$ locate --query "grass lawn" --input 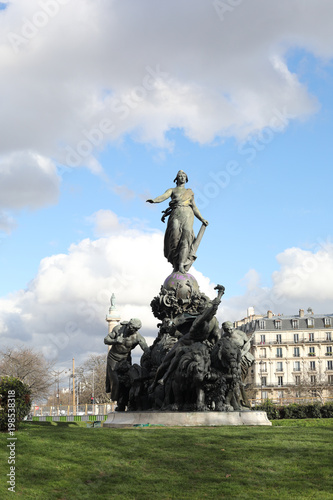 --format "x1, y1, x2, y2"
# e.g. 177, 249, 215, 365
1, 419, 333, 499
